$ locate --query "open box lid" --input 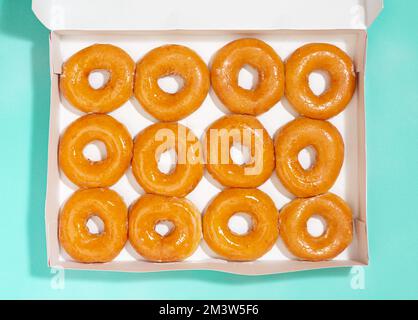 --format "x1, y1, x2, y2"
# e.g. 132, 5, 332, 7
33, 0, 383, 31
